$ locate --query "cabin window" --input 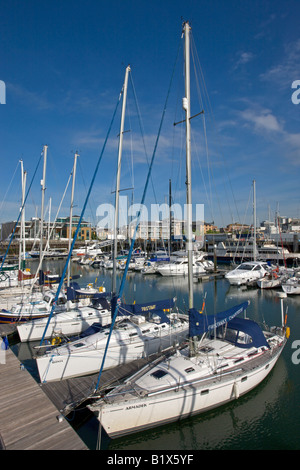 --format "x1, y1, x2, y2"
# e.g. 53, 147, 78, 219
151, 369, 169, 380
199, 346, 214, 353
247, 350, 258, 357
73, 342, 85, 348
129, 332, 138, 337
185, 367, 195, 373
217, 363, 229, 369
241, 376, 248, 382
201, 389, 209, 395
